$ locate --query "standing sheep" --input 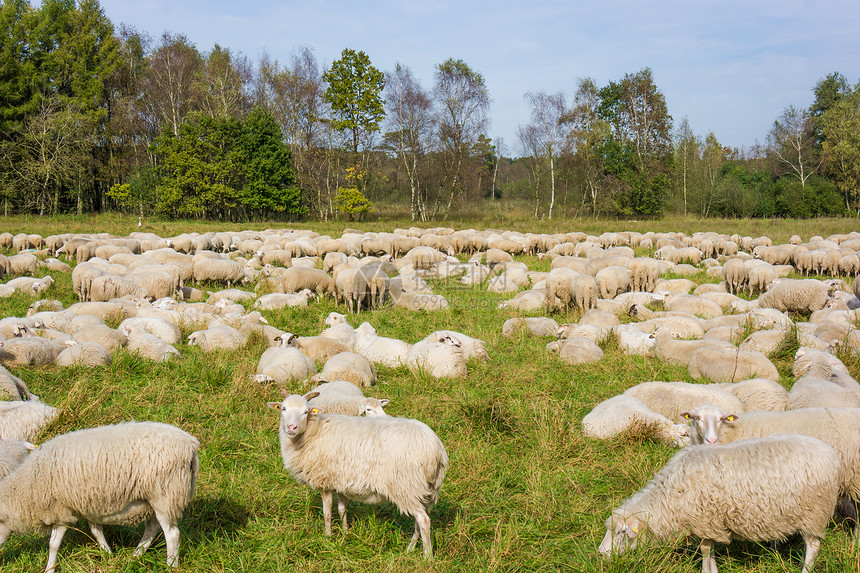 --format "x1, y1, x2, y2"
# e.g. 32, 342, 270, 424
268, 392, 447, 559
600, 434, 840, 573
0, 421, 199, 571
